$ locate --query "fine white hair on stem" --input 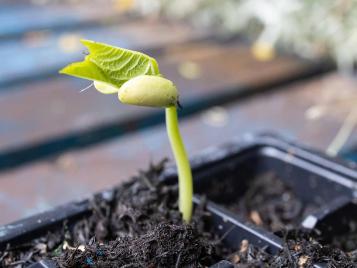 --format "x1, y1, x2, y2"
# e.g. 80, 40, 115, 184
79, 82, 94, 93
